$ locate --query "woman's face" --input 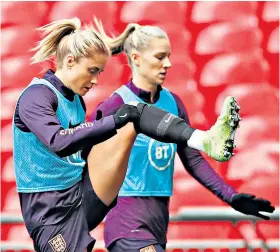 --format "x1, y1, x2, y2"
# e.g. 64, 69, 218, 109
65, 51, 109, 96
133, 37, 172, 86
